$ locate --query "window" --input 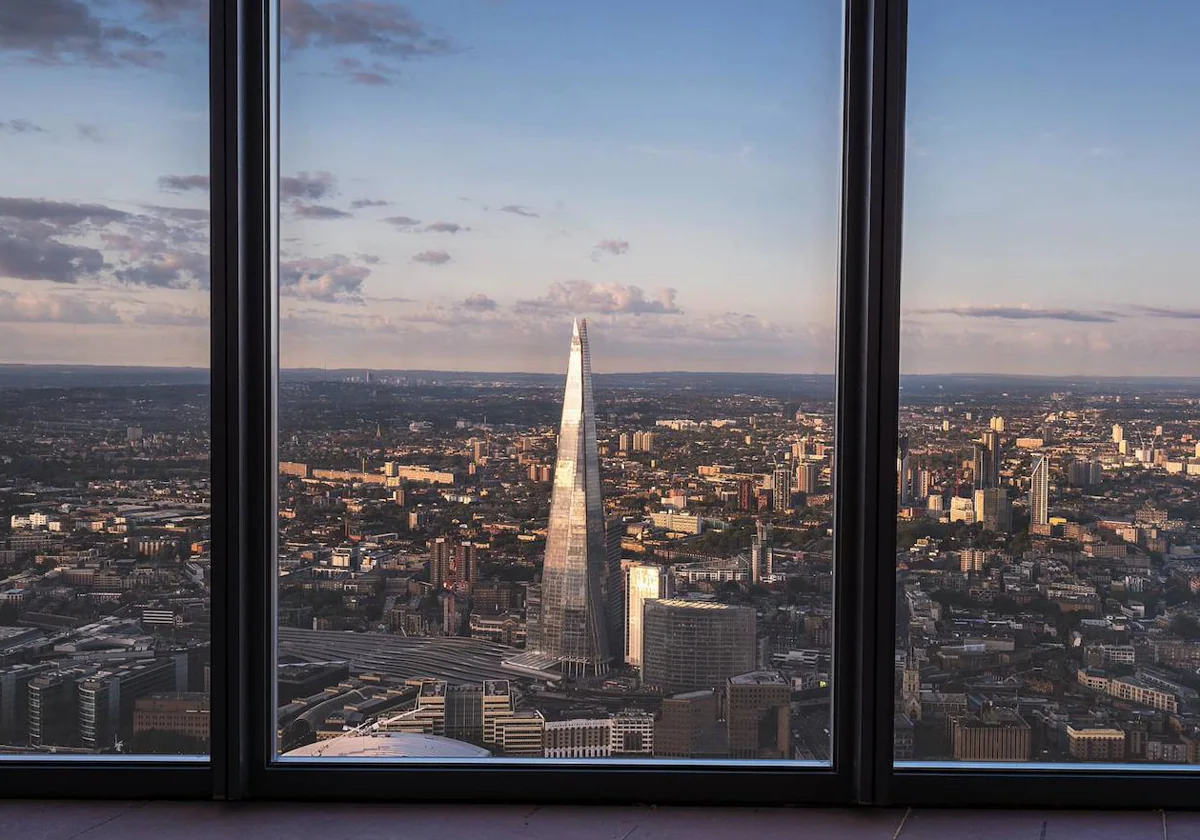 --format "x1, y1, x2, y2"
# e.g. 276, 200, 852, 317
0, 0, 210, 758
896, 0, 1200, 769
273, 0, 845, 766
